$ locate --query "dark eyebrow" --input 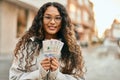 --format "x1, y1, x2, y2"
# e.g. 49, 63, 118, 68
44, 14, 61, 17
56, 15, 61, 17
44, 14, 51, 16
